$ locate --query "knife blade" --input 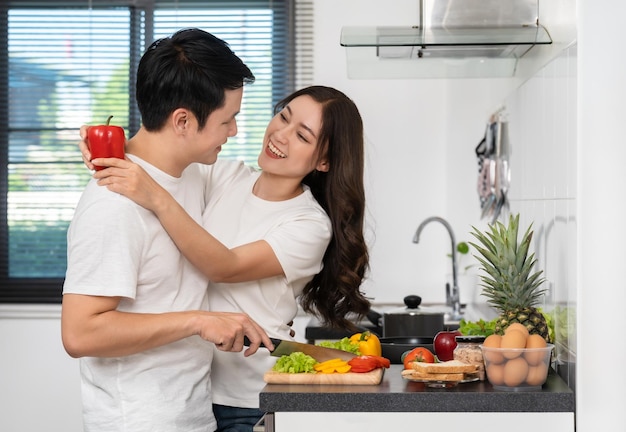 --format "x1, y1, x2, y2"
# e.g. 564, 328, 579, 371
244, 337, 357, 362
